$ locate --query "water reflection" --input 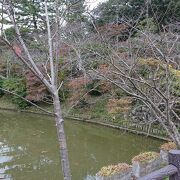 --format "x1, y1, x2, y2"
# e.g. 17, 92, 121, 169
0, 142, 13, 179
0, 111, 162, 179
